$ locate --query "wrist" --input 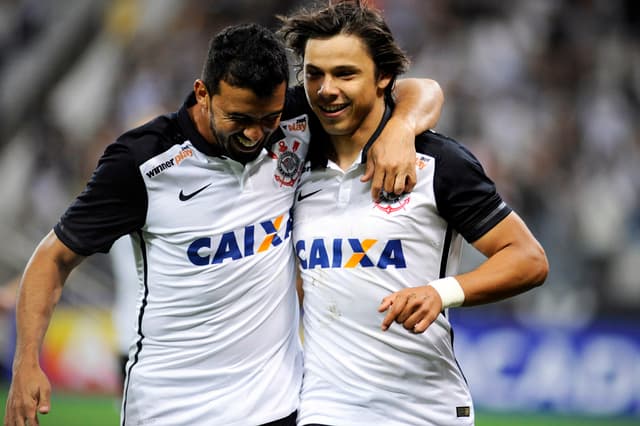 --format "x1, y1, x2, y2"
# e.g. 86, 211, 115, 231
428, 277, 465, 308
389, 114, 416, 136
389, 111, 418, 135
